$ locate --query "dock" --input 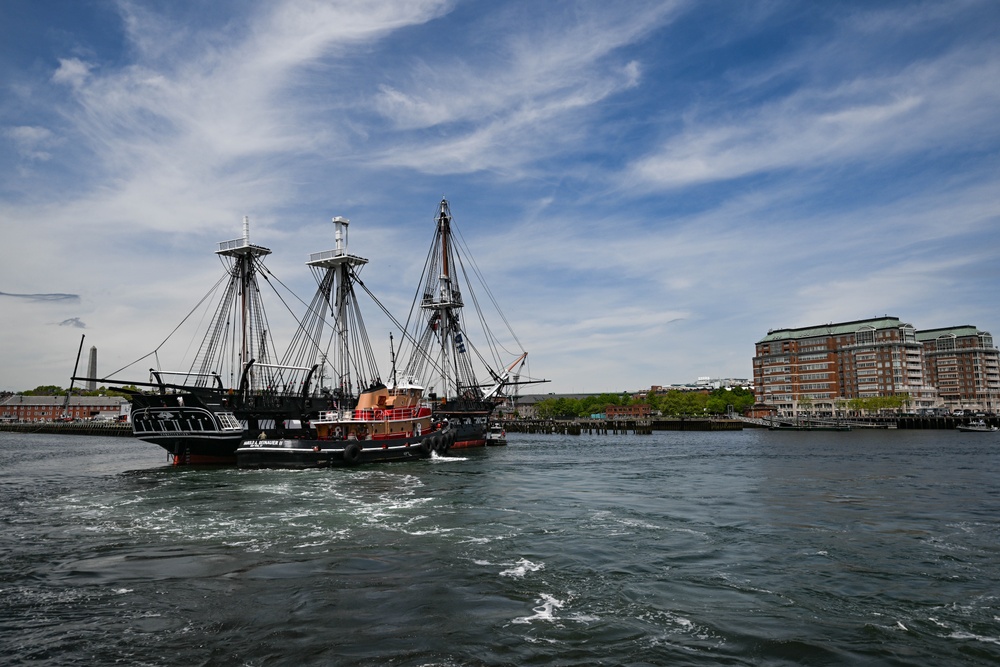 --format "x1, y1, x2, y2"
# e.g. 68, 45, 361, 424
504, 418, 745, 436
